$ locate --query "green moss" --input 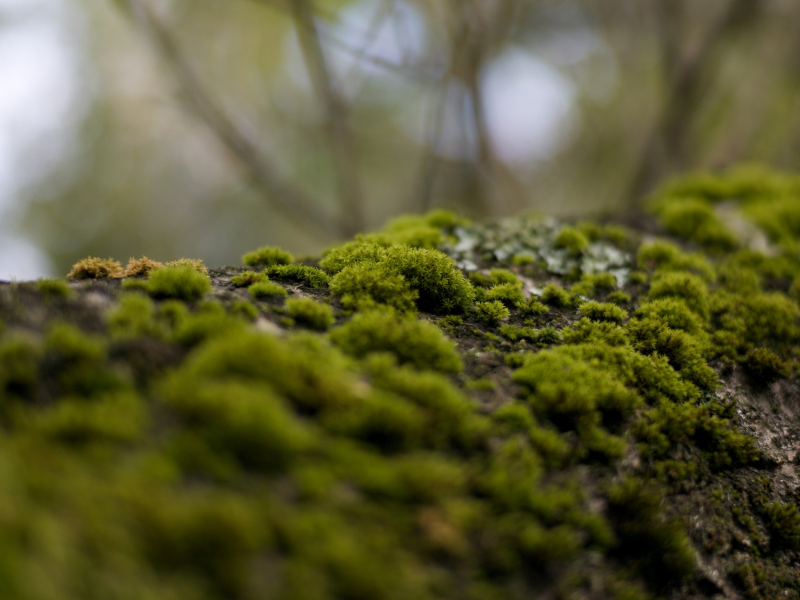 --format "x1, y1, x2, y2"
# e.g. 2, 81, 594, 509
635, 298, 707, 337
647, 272, 710, 319
489, 269, 520, 286
248, 280, 287, 299
285, 298, 335, 331
367, 209, 468, 248
107, 294, 166, 340
579, 301, 628, 324
474, 301, 510, 326
173, 312, 248, 348
499, 325, 561, 346
329, 263, 418, 313
230, 271, 265, 287
561, 319, 627, 347
554, 227, 589, 255
330, 310, 462, 373
518, 297, 548, 316
241, 245, 293, 267
35, 278, 72, 299
540, 284, 577, 308
655, 197, 738, 251
229, 300, 259, 321
571, 273, 617, 298
606, 479, 696, 582
148, 265, 212, 302
264, 264, 331, 288
0, 333, 41, 398
760, 501, 800, 549
321, 242, 474, 314
484, 283, 525, 308
637, 241, 715, 282
742, 347, 790, 384
606, 291, 630, 305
